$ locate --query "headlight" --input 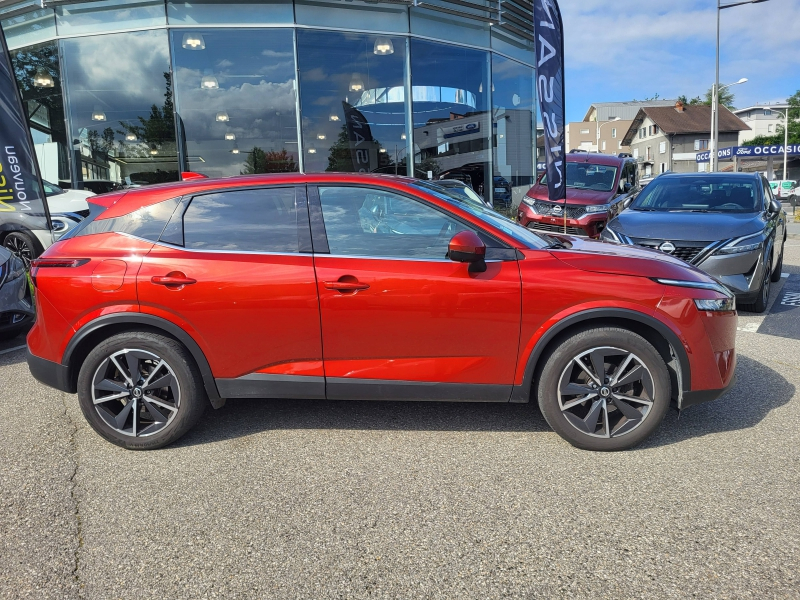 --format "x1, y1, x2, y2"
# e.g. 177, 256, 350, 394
585, 203, 610, 214
716, 232, 764, 255
695, 297, 736, 312
522, 195, 536, 208
655, 278, 733, 297
6, 255, 26, 281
